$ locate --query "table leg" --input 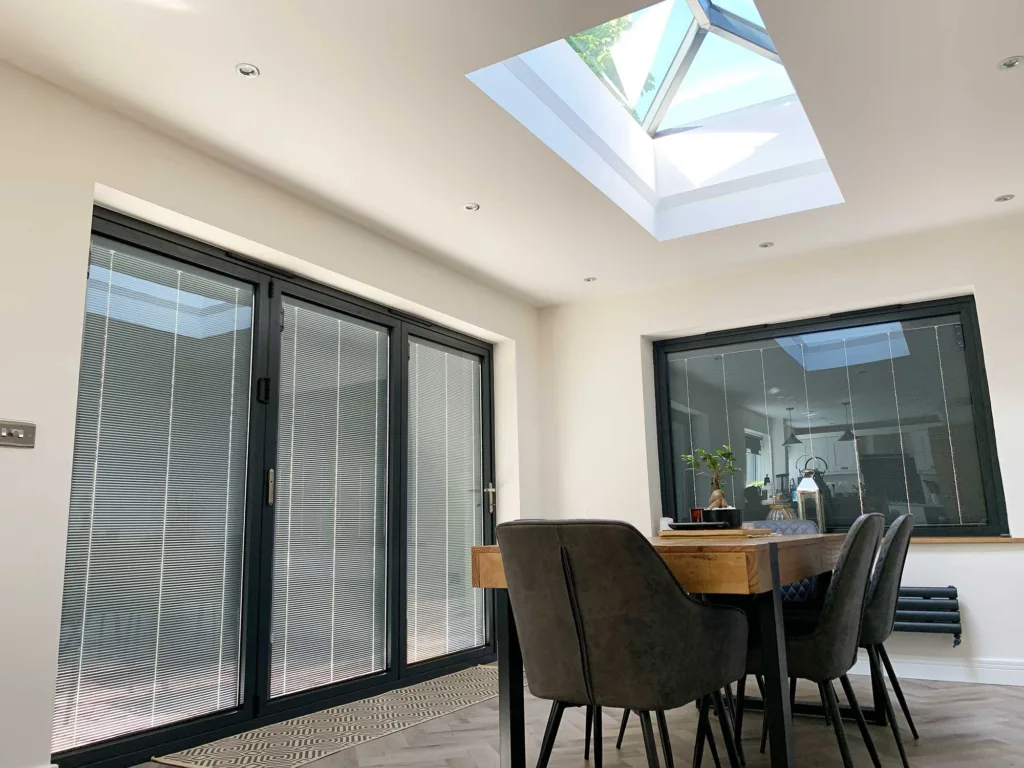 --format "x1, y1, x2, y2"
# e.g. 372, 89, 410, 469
496, 589, 525, 768
756, 542, 796, 768
868, 644, 889, 726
